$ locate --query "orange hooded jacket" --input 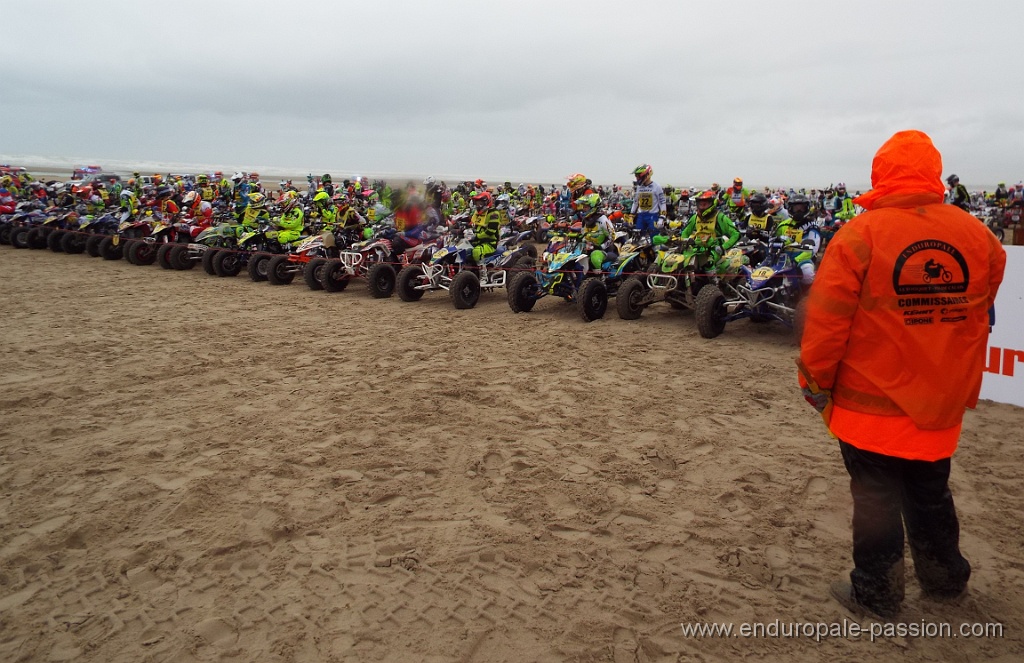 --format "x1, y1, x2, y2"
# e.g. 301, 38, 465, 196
799, 130, 1005, 460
